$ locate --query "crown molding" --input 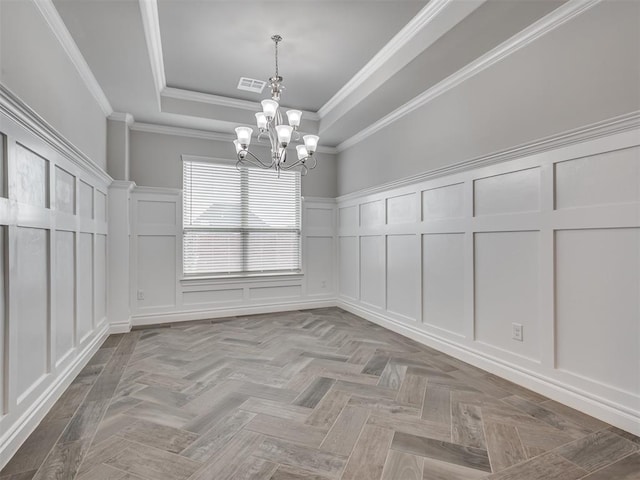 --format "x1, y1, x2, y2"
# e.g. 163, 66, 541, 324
336, 0, 602, 153
318, 0, 454, 119
133, 185, 183, 195
139, 0, 165, 107
130, 121, 338, 154
131, 122, 233, 142
162, 87, 321, 122
109, 180, 137, 191
33, 0, 113, 117
0, 84, 113, 184
336, 110, 640, 202
108, 112, 134, 125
